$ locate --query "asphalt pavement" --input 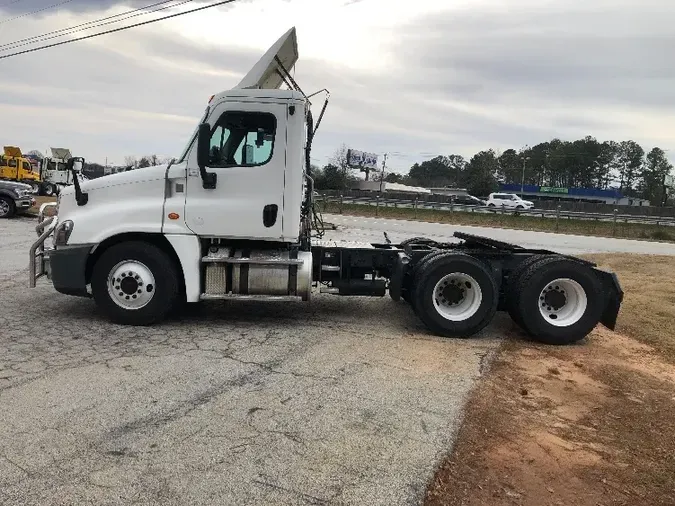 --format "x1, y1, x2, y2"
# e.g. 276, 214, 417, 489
325, 214, 675, 256
0, 215, 500, 506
